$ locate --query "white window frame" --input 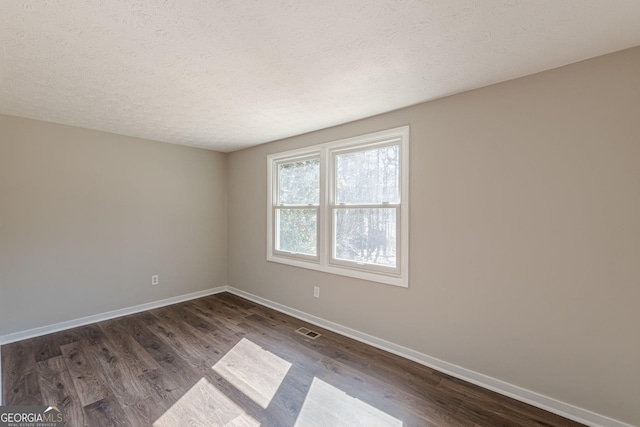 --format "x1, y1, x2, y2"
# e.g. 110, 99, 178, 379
267, 126, 409, 287
271, 153, 321, 261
